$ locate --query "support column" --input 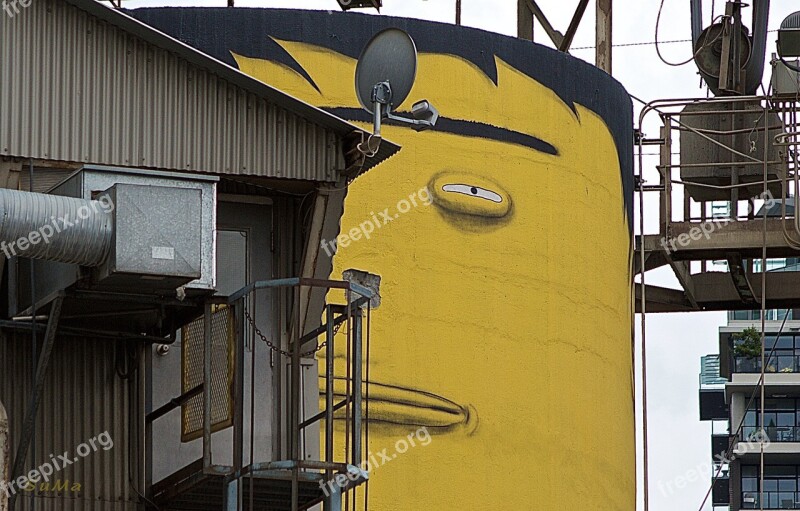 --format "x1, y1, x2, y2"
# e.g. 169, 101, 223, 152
596, 0, 612, 73
517, 0, 533, 40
